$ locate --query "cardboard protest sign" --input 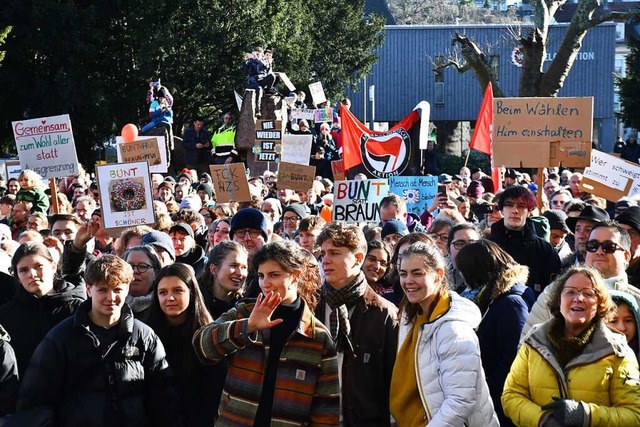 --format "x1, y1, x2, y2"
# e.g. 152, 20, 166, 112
116, 136, 167, 173
331, 160, 346, 181
278, 73, 296, 92
280, 134, 313, 165
209, 163, 252, 203
253, 120, 282, 162
5, 161, 21, 180
12, 114, 79, 179
96, 161, 155, 233
291, 109, 315, 120
277, 162, 316, 193
308, 82, 327, 105
314, 108, 333, 123
333, 179, 389, 223
234, 91, 243, 112
580, 150, 640, 201
492, 97, 593, 168
389, 175, 438, 215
